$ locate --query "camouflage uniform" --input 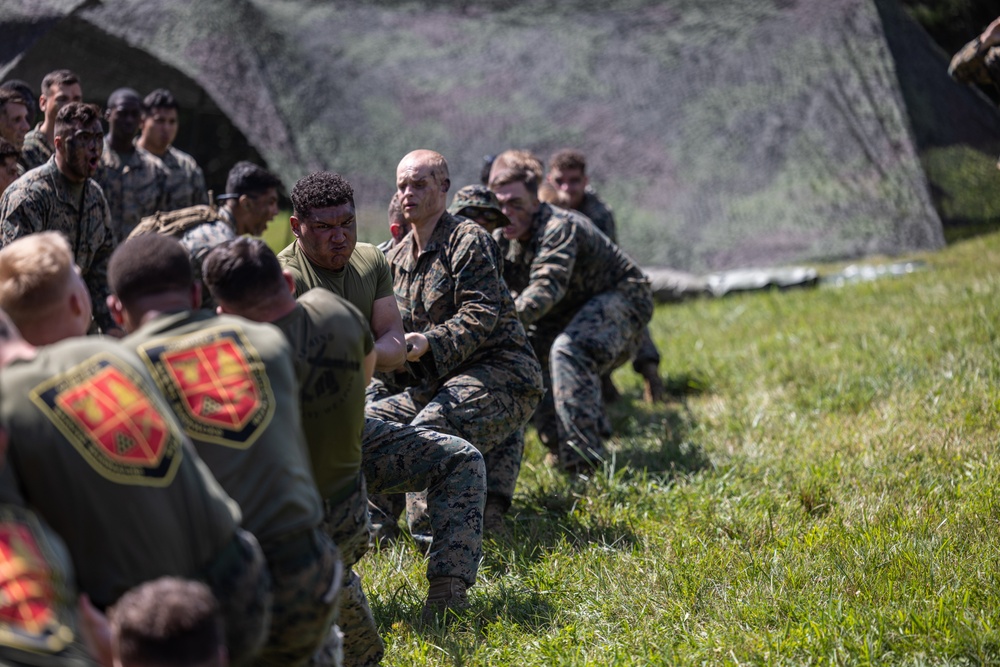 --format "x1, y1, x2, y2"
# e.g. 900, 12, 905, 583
0, 157, 117, 333
574, 190, 661, 377
94, 139, 168, 240
495, 203, 653, 467
178, 207, 238, 311
367, 212, 543, 516
146, 145, 209, 210
125, 311, 340, 667
18, 125, 52, 172
949, 35, 1000, 91
362, 416, 485, 587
